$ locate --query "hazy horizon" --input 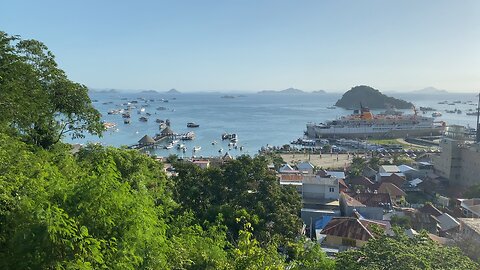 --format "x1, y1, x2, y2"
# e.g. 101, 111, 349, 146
2, 1, 479, 92
89, 86, 478, 95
